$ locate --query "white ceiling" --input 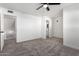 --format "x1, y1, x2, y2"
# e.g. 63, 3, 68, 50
0, 3, 73, 17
